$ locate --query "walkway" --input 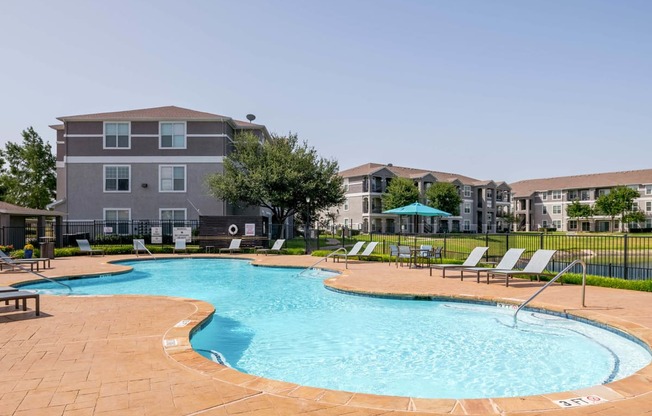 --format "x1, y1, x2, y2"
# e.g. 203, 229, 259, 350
0, 254, 650, 415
